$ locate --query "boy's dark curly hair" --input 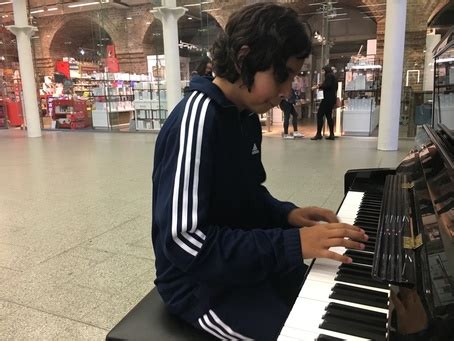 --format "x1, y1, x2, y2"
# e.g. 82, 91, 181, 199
211, 2, 312, 90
